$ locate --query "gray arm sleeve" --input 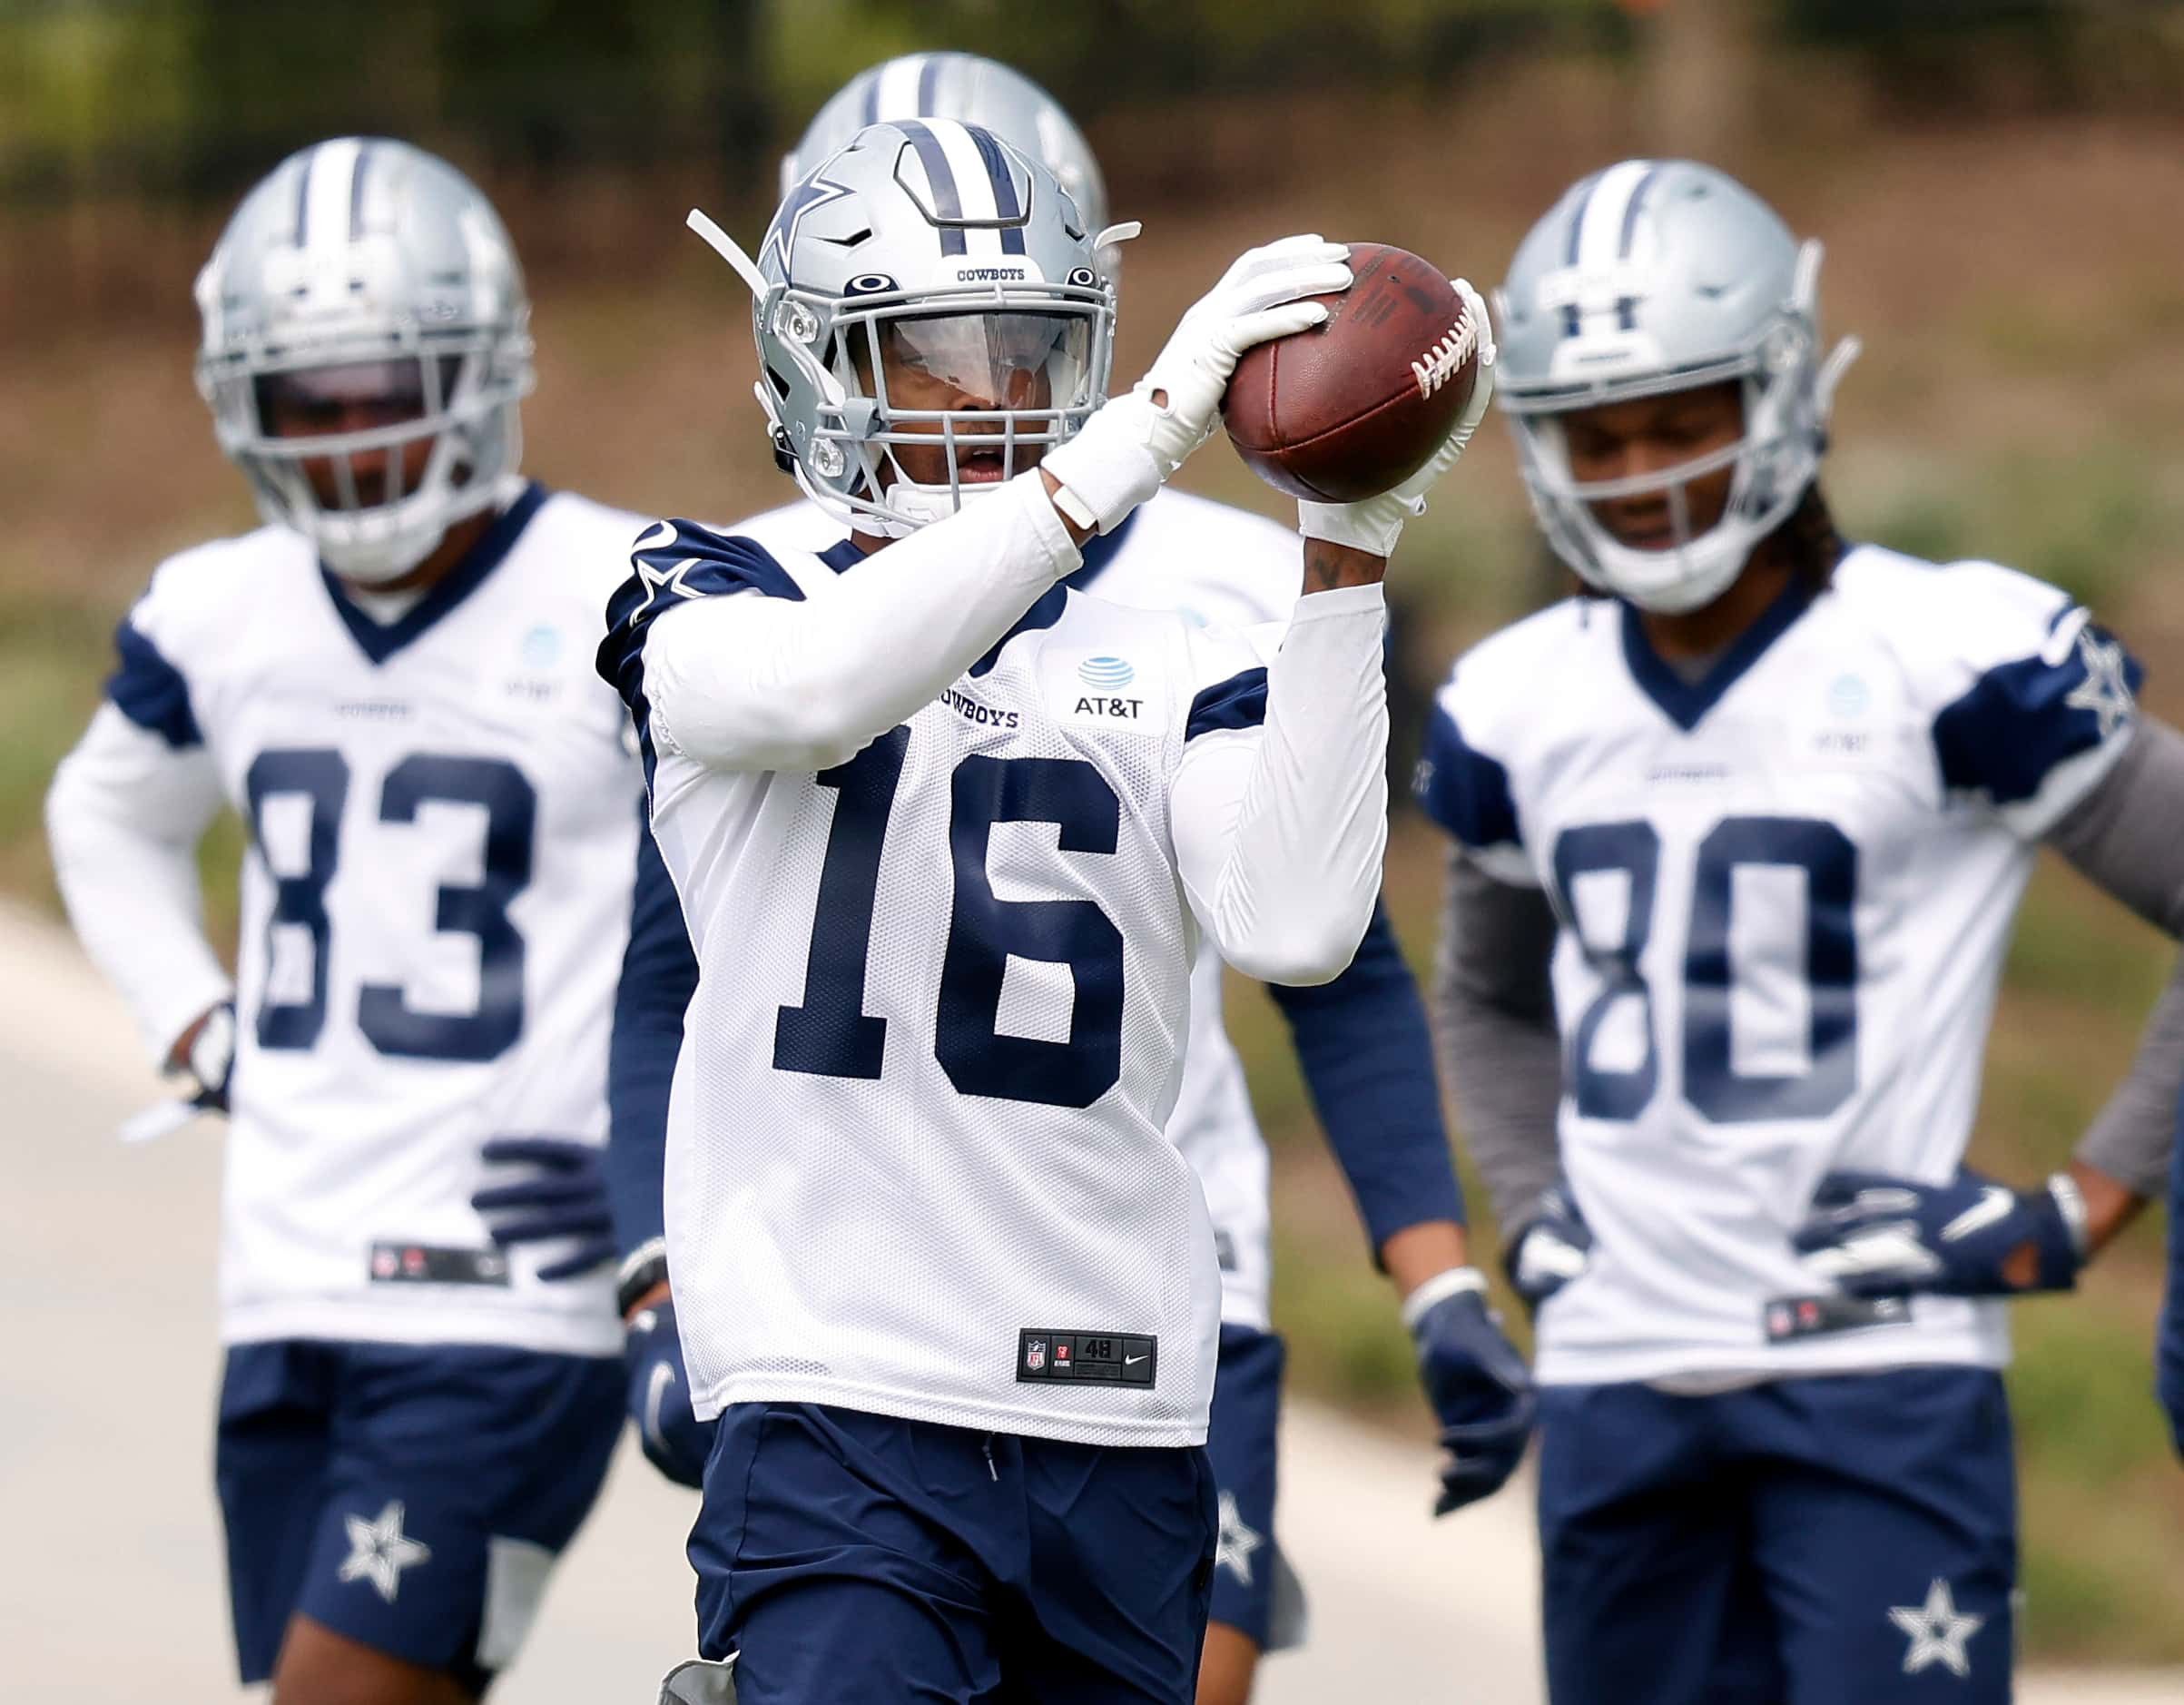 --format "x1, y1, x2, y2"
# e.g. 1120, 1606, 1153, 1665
2043, 718, 2184, 1197
1427, 850, 1567, 1237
